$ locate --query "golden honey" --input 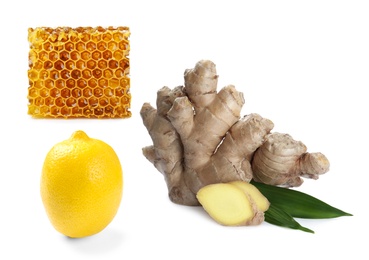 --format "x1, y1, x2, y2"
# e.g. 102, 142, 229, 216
28, 26, 131, 118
